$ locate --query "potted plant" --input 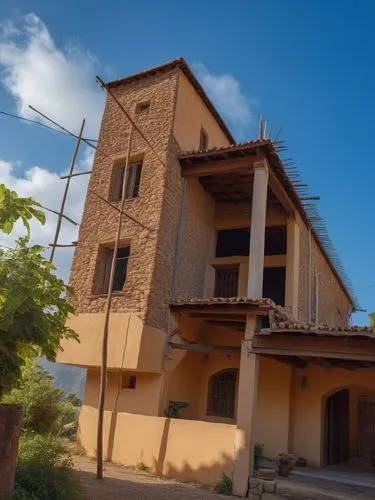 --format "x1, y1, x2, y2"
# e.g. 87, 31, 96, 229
277, 454, 295, 477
